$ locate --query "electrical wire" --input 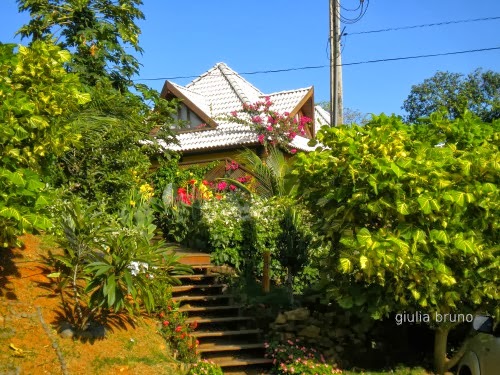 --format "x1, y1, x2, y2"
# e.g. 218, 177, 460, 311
345, 16, 500, 36
134, 46, 500, 81
340, 1, 362, 12
337, 0, 369, 24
